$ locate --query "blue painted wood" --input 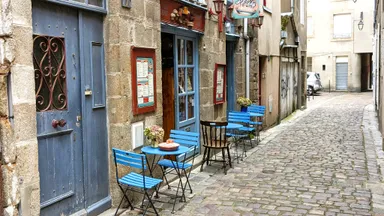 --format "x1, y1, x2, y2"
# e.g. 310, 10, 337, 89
33, 2, 84, 215
79, 10, 110, 215
226, 42, 236, 113
141, 146, 190, 156
34, 2, 109, 215
43, 0, 107, 14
